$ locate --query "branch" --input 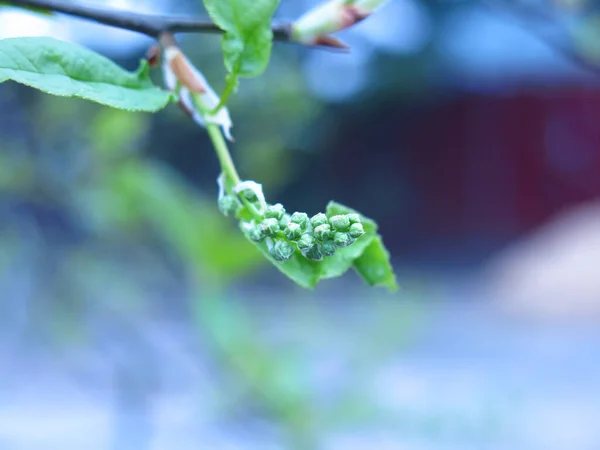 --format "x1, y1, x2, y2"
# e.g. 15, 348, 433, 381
5, 0, 292, 40
484, 0, 600, 77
